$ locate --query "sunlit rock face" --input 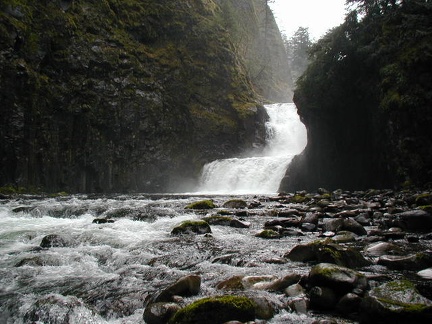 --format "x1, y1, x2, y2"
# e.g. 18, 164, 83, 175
0, 0, 291, 193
